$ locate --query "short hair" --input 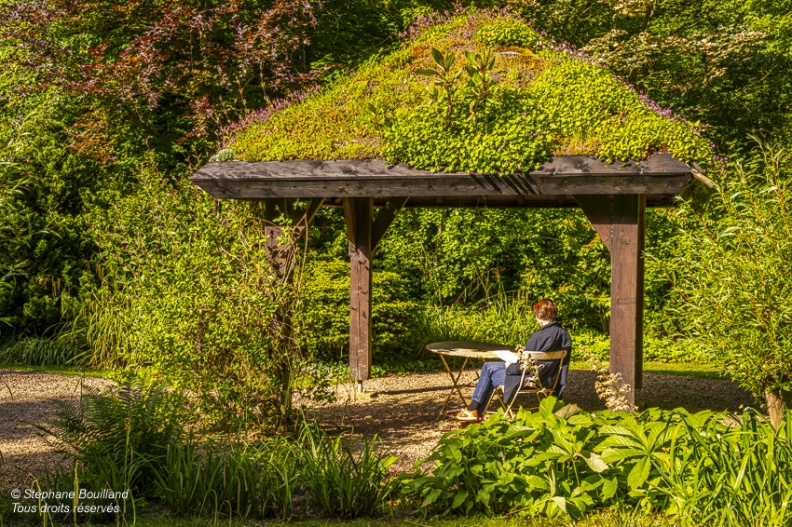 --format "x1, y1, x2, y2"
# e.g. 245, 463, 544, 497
533, 300, 557, 321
